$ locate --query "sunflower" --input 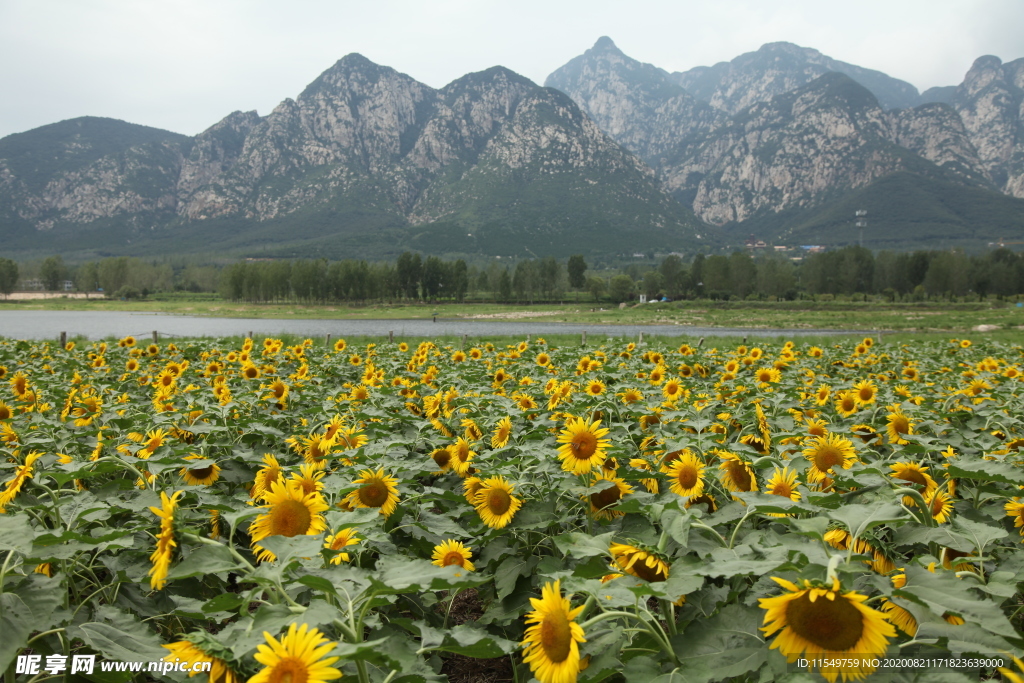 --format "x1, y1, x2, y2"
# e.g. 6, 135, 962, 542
250, 623, 341, 683
148, 490, 183, 590
814, 384, 832, 406
852, 380, 877, 405
718, 451, 757, 493
180, 454, 221, 486
0, 451, 43, 512
878, 572, 917, 636
431, 539, 475, 571
162, 639, 238, 683
491, 416, 513, 449
473, 476, 523, 529
448, 437, 476, 476
833, 391, 859, 418
610, 543, 669, 582
344, 468, 400, 517
889, 462, 937, 503
803, 433, 856, 482
1006, 498, 1024, 535
765, 467, 801, 514
521, 580, 586, 683
249, 480, 329, 562
335, 427, 368, 450
739, 433, 770, 455
584, 379, 605, 396
759, 577, 895, 683
137, 428, 170, 459
666, 451, 705, 498
617, 388, 644, 405
250, 454, 283, 500
885, 405, 914, 445
556, 416, 611, 474
290, 463, 326, 496
586, 472, 634, 520
661, 378, 685, 402
299, 434, 336, 465
925, 488, 954, 523
323, 528, 360, 564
